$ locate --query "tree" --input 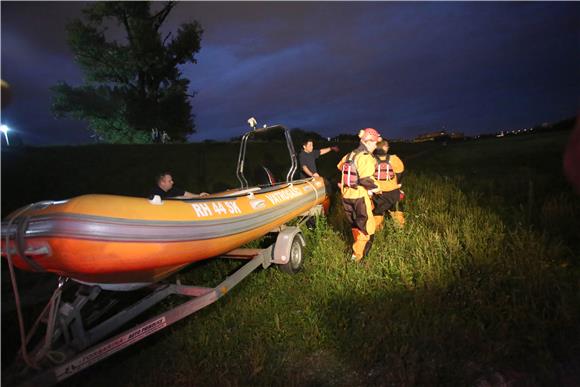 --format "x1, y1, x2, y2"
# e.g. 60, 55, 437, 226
51, 2, 203, 143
